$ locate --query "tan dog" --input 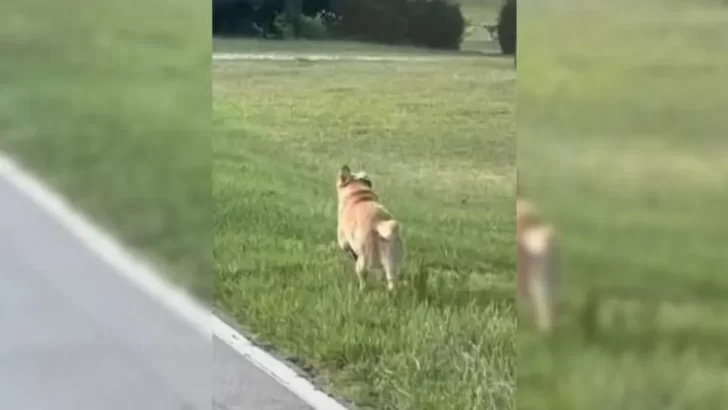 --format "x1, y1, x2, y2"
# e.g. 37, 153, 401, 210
517, 197, 560, 332
335, 165, 404, 292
